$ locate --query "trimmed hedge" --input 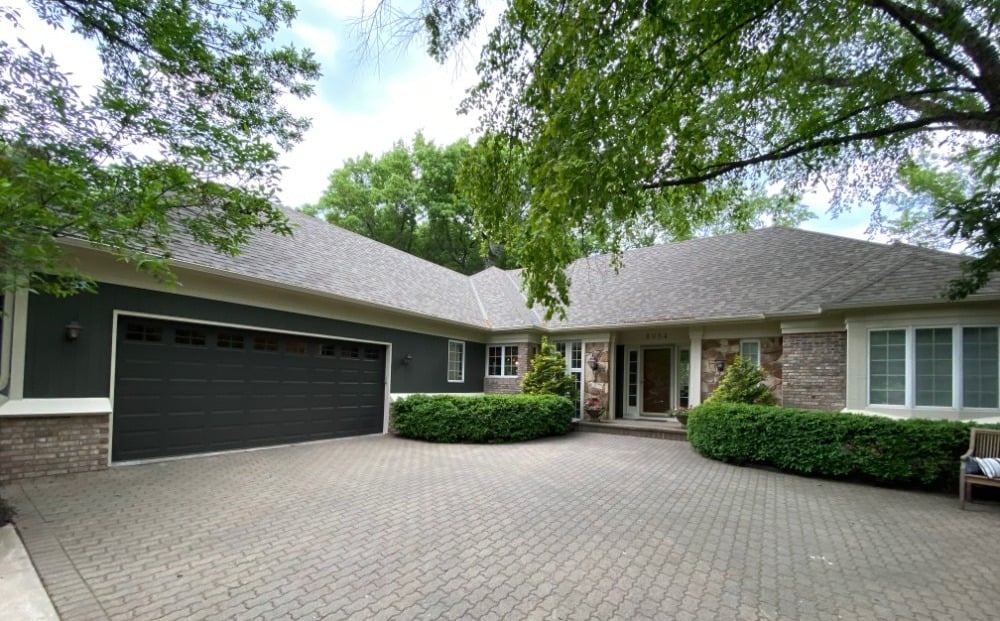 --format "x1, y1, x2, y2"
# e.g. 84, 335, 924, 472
687, 402, 1000, 491
392, 394, 575, 443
